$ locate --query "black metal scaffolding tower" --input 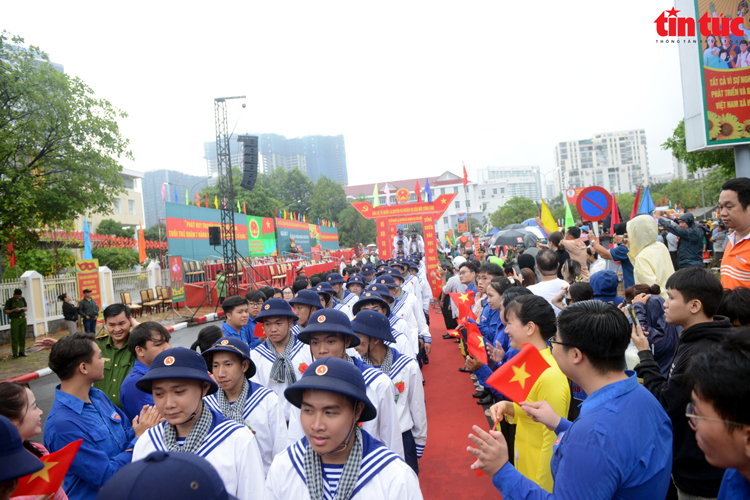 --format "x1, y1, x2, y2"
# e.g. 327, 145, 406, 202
214, 96, 245, 297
